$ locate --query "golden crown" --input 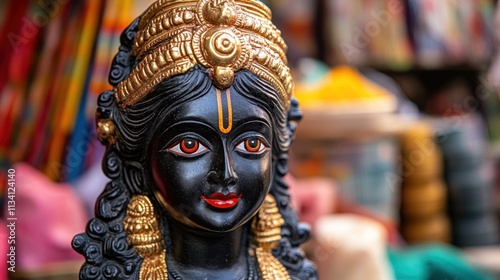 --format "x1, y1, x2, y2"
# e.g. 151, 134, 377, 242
114, 0, 293, 109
